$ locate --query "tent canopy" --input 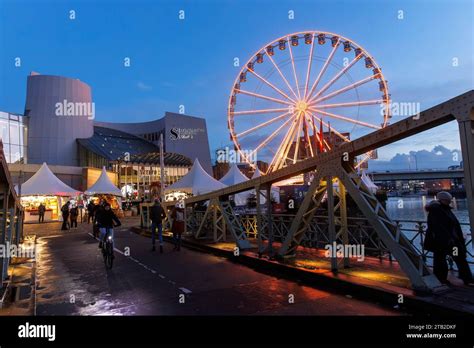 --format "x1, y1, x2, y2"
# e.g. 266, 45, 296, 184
219, 163, 248, 186
85, 167, 122, 196
19, 162, 79, 197
167, 158, 226, 195
361, 171, 378, 193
